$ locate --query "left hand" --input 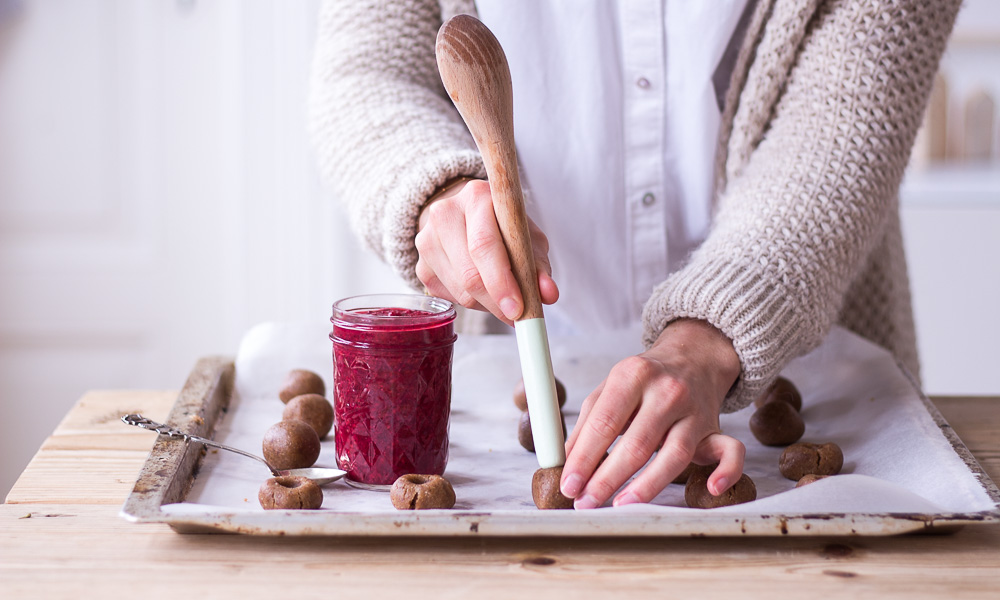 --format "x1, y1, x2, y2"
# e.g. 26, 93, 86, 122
560, 319, 745, 508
